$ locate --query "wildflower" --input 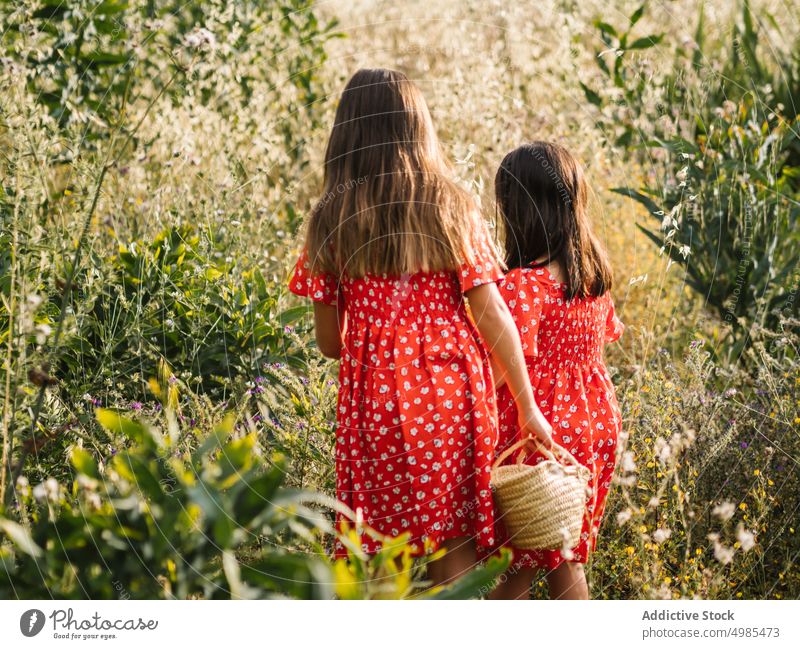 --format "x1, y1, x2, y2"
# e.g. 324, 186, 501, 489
85, 492, 102, 511
708, 533, 735, 565
34, 323, 52, 344
653, 527, 672, 544
77, 474, 98, 491
33, 478, 61, 503
621, 451, 636, 473
616, 509, 632, 526
15, 475, 30, 497
712, 502, 735, 521
26, 294, 43, 310
184, 27, 217, 51
736, 525, 755, 552
654, 436, 671, 464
